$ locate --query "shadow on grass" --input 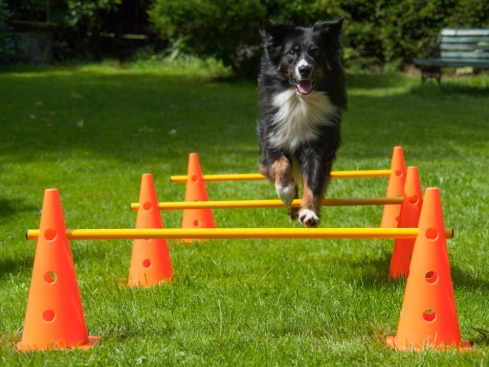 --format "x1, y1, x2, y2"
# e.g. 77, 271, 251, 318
1, 66, 488, 168
346, 73, 410, 89
0, 256, 34, 279
409, 82, 489, 97
0, 198, 38, 219
451, 265, 489, 291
